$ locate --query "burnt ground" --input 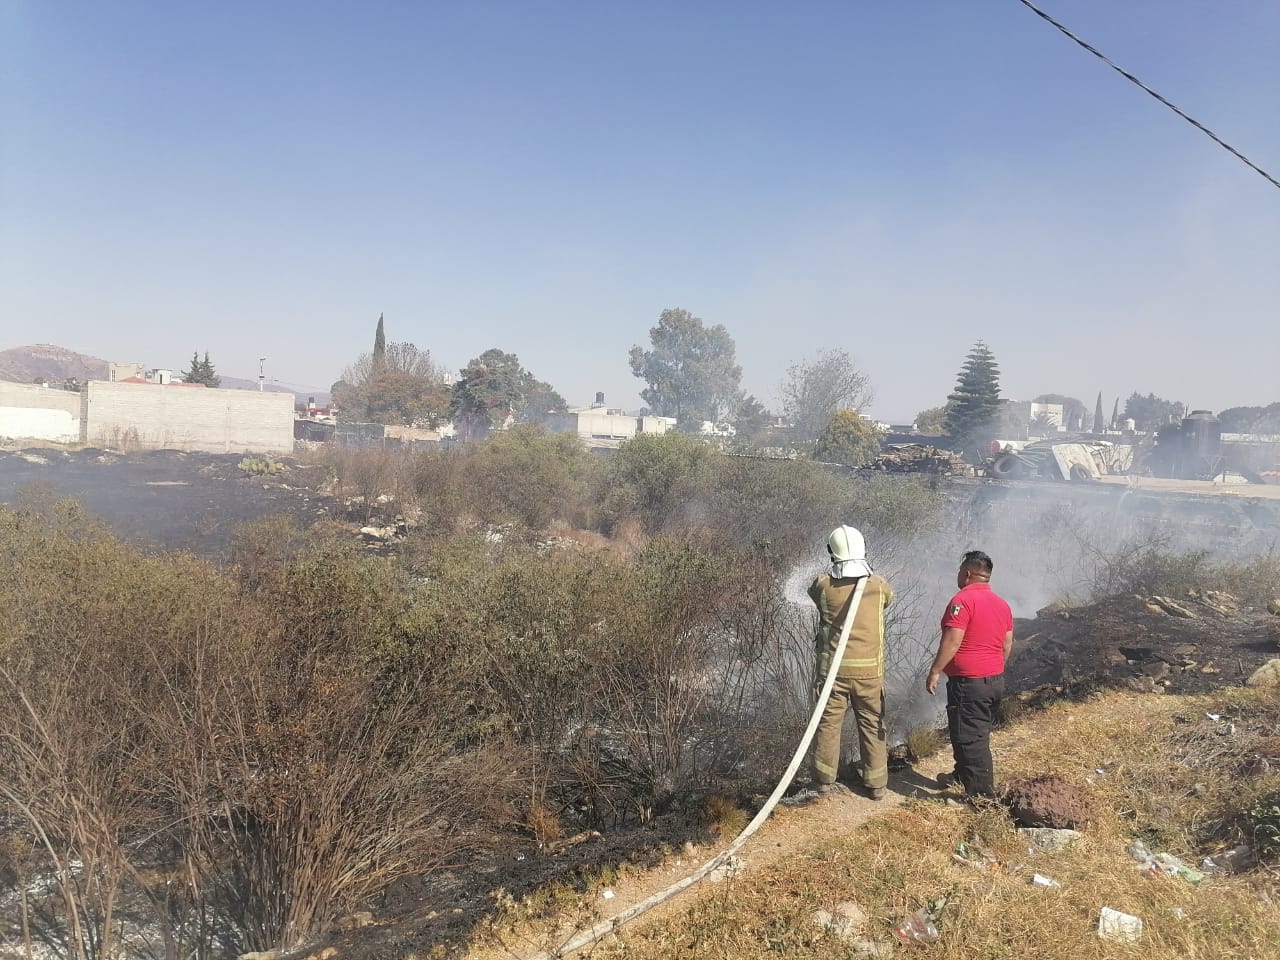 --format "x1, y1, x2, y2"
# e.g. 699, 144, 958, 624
1007, 591, 1280, 698
3, 448, 1278, 958
0, 447, 332, 553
